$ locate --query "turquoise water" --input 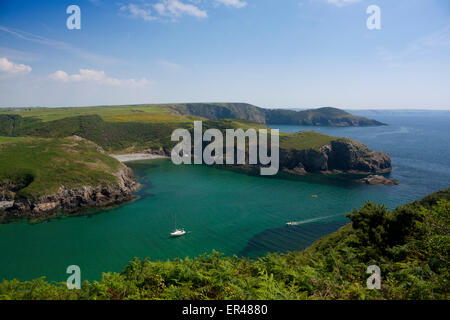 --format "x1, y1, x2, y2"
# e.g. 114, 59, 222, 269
0, 111, 449, 282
